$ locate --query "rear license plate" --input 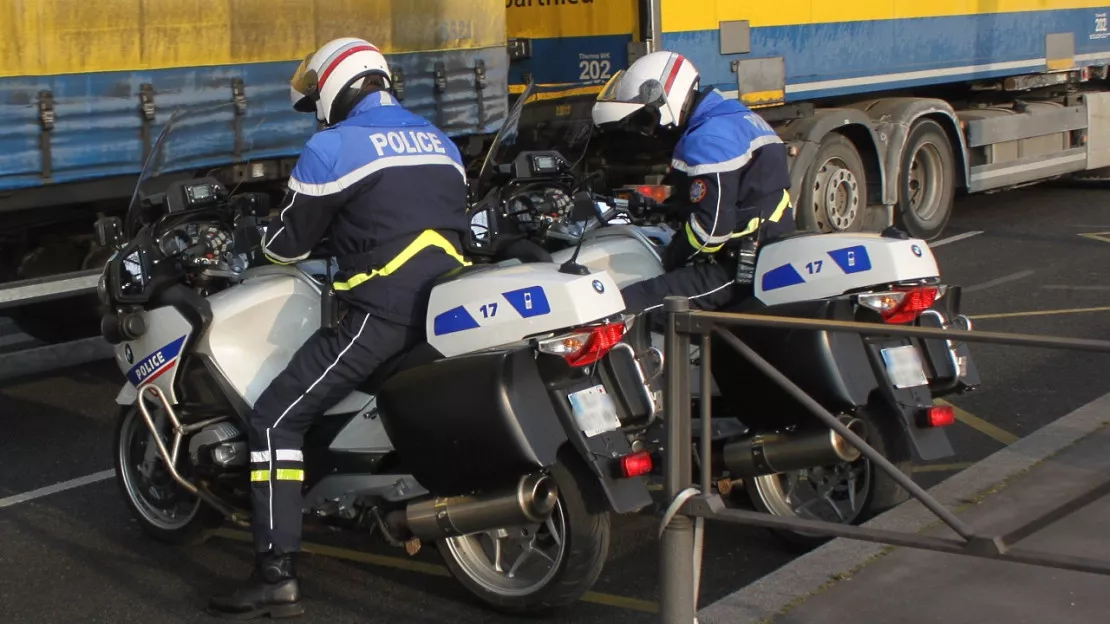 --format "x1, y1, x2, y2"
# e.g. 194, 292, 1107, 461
568, 385, 621, 437
881, 345, 929, 389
